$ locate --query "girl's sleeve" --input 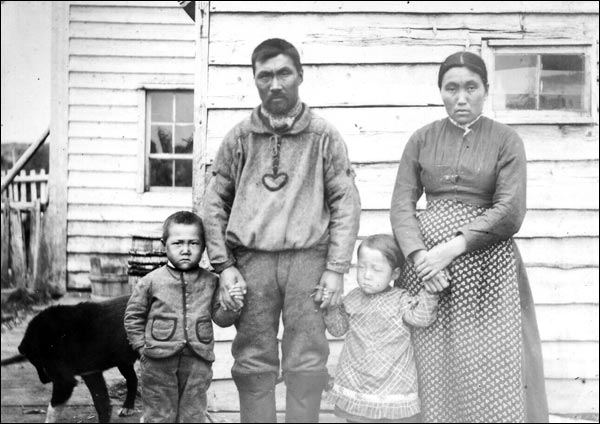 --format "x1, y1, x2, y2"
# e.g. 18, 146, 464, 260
458, 130, 527, 252
323, 303, 350, 337
391, 133, 427, 259
400, 289, 439, 328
